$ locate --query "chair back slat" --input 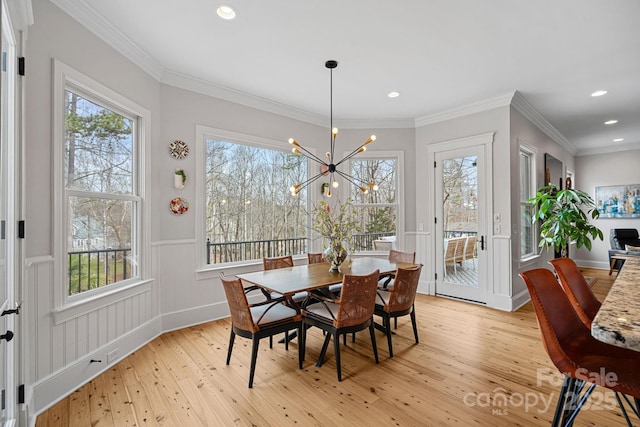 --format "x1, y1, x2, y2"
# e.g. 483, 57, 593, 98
335, 270, 379, 328
263, 255, 294, 270
386, 264, 423, 312
221, 276, 259, 333
463, 236, 477, 262
388, 249, 415, 263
